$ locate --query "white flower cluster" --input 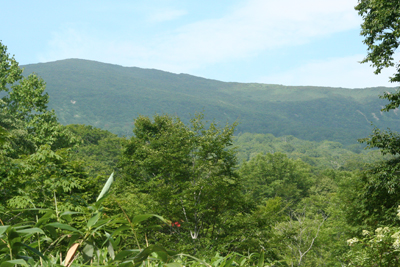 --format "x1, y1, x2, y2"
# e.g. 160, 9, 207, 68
375, 227, 390, 242
392, 231, 400, 250
362, 230, 370, 236
347, 237, 359, 246
390, 205, 400, 249
375, 227, 390, 234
